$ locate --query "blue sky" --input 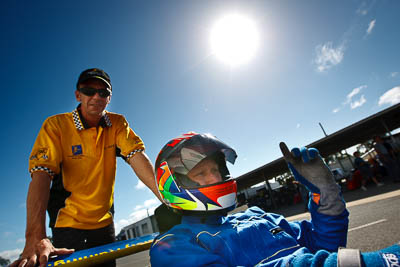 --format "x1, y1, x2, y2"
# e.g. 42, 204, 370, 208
1, 0, 400, 261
